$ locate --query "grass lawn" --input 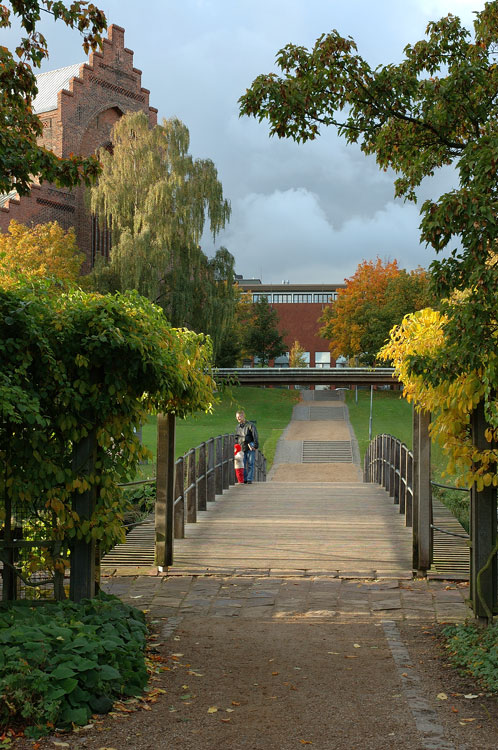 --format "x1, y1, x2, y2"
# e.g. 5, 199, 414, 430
345, 388, 412, 463
138, 386, 300, 475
